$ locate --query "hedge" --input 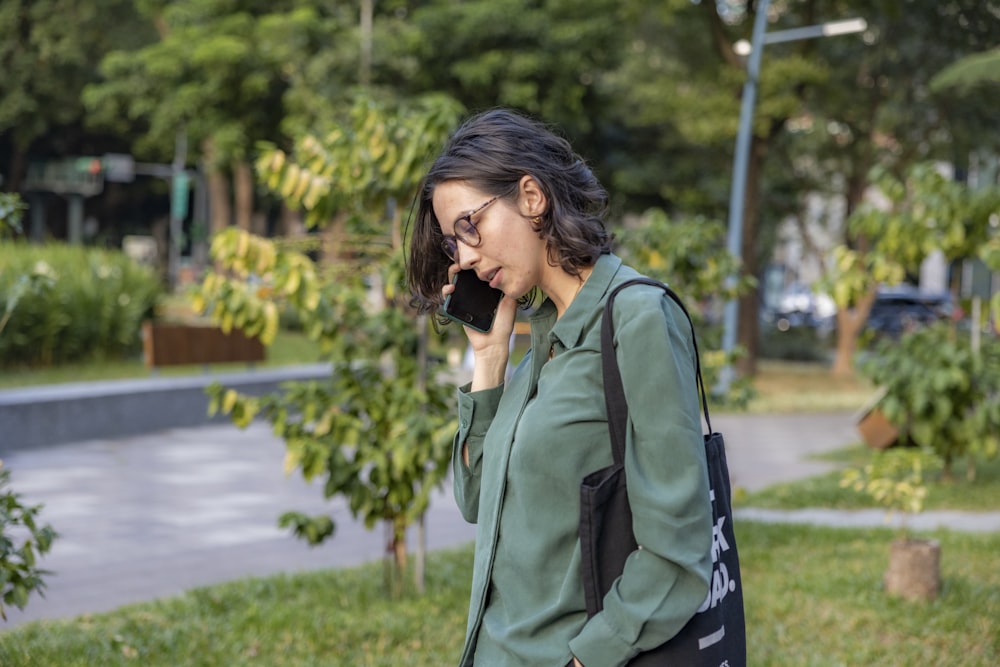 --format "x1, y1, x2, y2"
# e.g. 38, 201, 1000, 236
0, 242, 162, 367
